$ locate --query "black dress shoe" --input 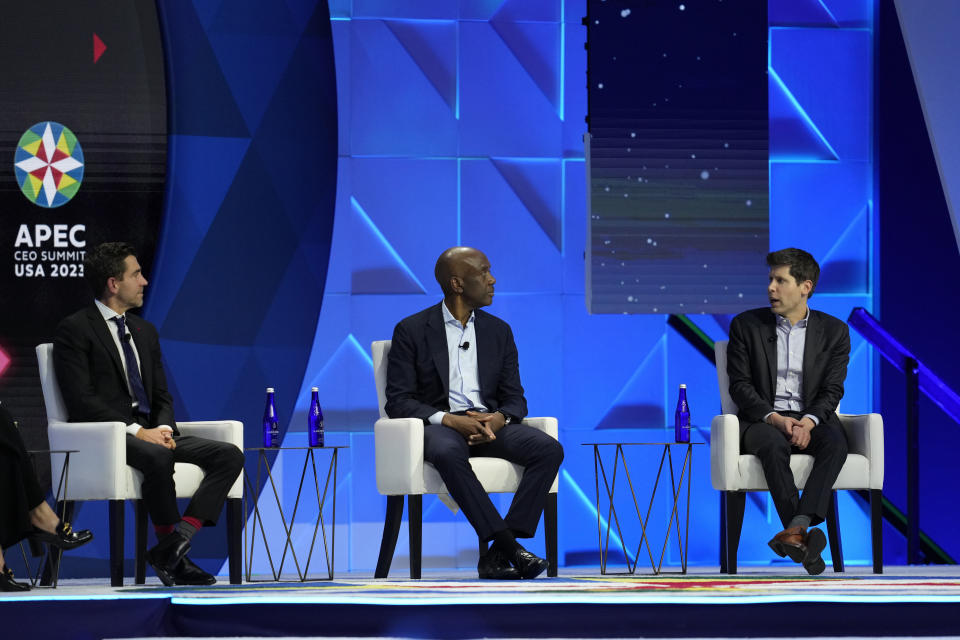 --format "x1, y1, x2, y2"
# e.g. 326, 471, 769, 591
29, 522, 94, 551
509, 546, 549, 580
0, 567, 30, 592
173, 556, 217, 586
478, 548, 521, 579
147, 531, 191, 587
802, 528, 827, 576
